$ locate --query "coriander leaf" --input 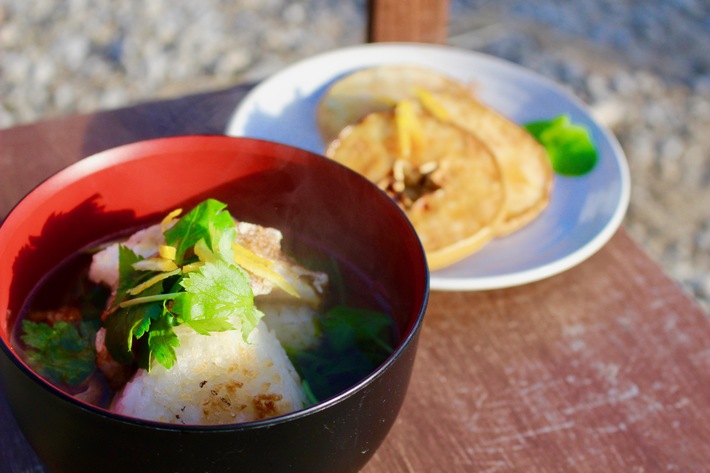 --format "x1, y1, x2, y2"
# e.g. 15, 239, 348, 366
164, 199, 235, 265
288, 307, 395, 402
320, 306, 394, 357
21, 320, 54, 348
178, 260, 258, 340
191, 230, 237, 266
216, 227, 237, 262
21, 320, 96, 386
301, 380, 319, 407
525, 115, 598, 176
111, 245, 144, 309
185, 316, 236, 335
147, 315, 180, 370
104, 283, 164, 365
171, 292, 236, 335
